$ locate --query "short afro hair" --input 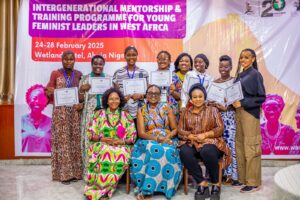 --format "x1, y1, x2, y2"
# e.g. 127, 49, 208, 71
101, 88, 126, 109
